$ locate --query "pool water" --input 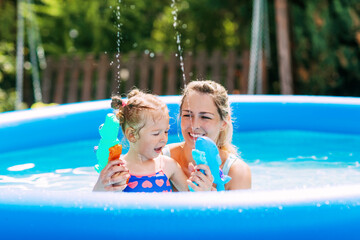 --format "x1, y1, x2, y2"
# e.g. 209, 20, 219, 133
1, 130, 359, 191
